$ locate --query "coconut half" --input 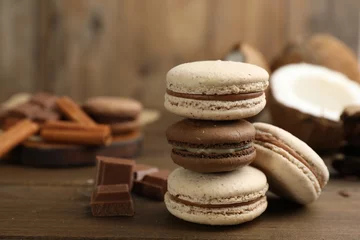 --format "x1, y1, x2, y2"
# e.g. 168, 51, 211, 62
270, 63, 360, 151
271, 34, 360, 84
